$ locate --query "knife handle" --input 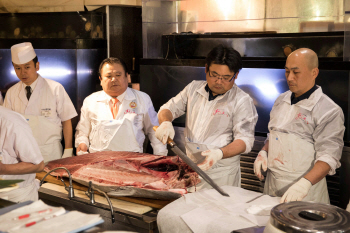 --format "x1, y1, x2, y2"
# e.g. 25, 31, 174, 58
153, 126, 176, 146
